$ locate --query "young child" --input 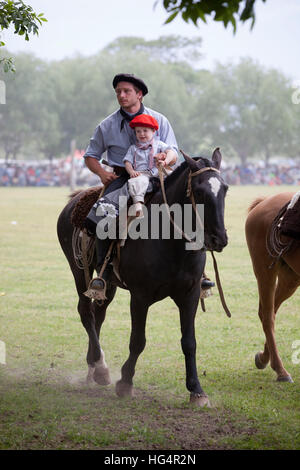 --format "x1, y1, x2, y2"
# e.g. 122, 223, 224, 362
124, 114, 177, 217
